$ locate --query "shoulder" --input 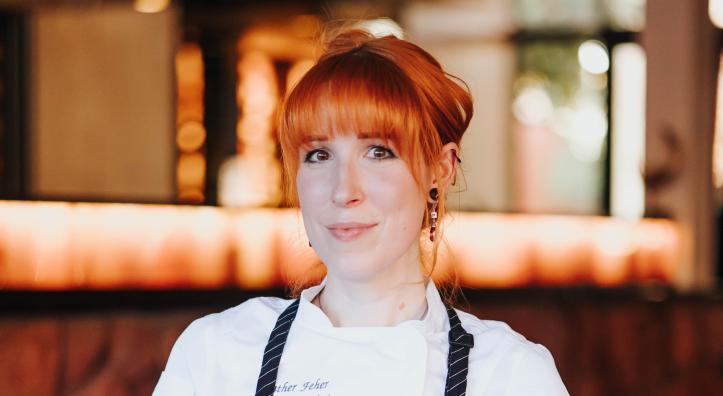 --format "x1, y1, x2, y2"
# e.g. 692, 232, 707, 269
454, 308, 542, 357
154, 296, 295, 394
181, 295, 295, 344
454, 309, 569, 395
